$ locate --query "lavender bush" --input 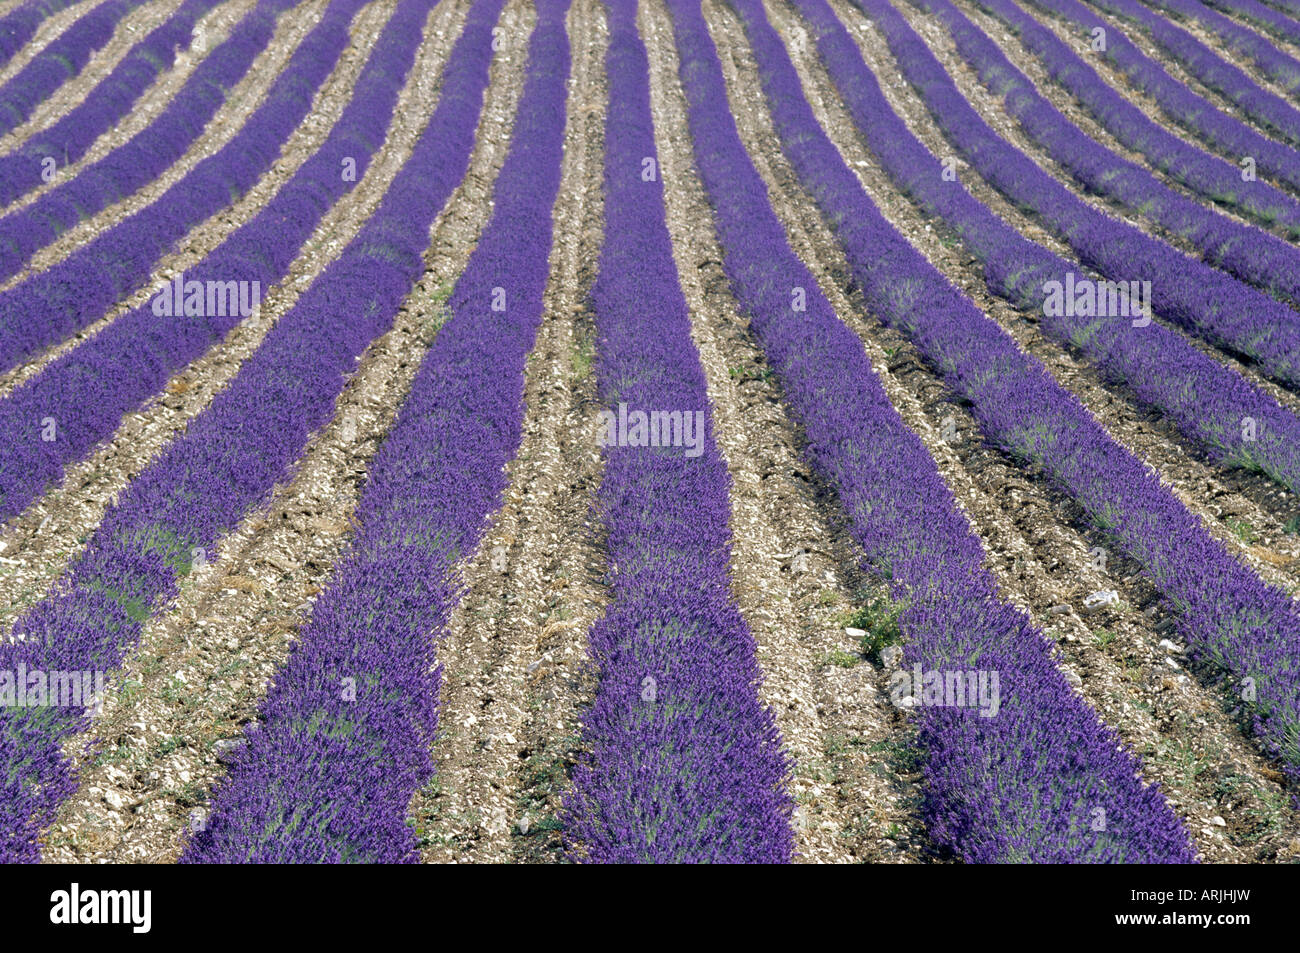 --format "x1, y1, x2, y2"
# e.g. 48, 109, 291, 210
742, 0, 1300, 802
1080, 0, 1300, 144
0, 0, 365, 371
0, 0, 143, 138
561, 0, 793, 864
0, 0, 301, 264
855, 0, 1300, 389
0, 0, 229, 206
183, 0, 564, 863
668, 0, 1194, 862
0, 0, 466, 863
967, 0, 1300, 246
0, 1, 77, 72
798, 0, 1300, 501
1139, 0, 1300, 92
0, 0, 399, 527
1025, 0, 1300, 193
